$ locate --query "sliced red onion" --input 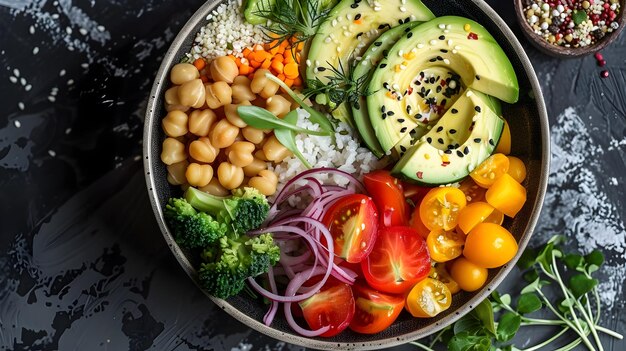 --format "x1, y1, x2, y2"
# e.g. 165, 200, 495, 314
263, 266, 279, 326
